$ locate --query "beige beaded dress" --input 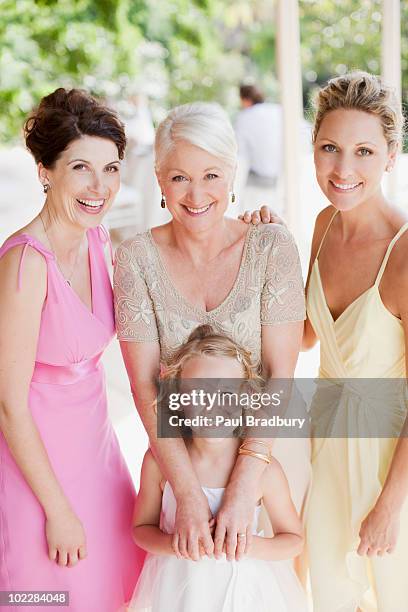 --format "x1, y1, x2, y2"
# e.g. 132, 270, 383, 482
113, 223, 310, 513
